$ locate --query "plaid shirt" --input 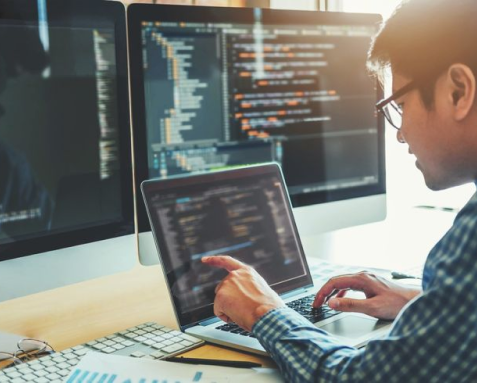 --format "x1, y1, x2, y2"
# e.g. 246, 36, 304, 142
253, 189, 477, 383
